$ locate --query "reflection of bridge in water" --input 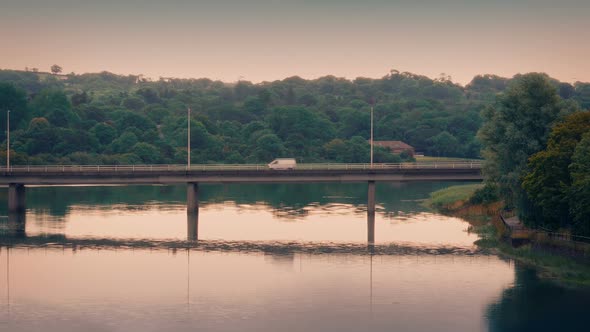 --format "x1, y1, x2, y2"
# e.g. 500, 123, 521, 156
1, 163, 482, 244
0, 231, 484, 256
